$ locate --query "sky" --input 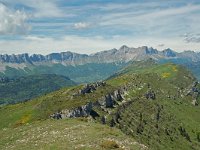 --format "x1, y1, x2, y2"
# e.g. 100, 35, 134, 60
0, 0, 200, 54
